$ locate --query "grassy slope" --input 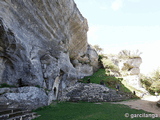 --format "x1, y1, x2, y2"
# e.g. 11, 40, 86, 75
34, 69, 158, 120
34, 102, 159, 120
81, 69, 131, 93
